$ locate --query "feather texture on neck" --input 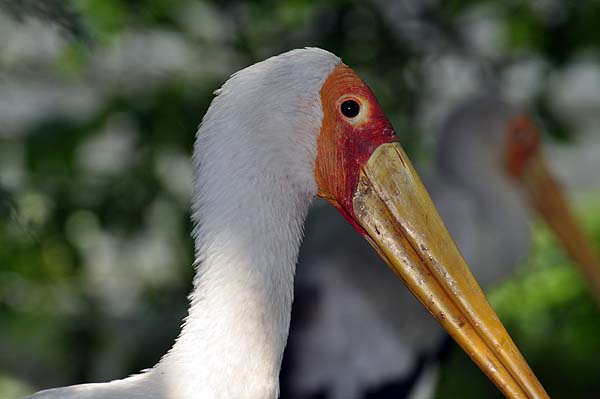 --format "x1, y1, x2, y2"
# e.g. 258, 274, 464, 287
28, 48, 341, 399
